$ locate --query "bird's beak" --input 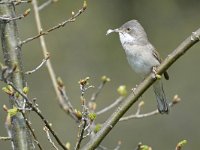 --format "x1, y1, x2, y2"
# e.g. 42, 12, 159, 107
106, 28, 122, 35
